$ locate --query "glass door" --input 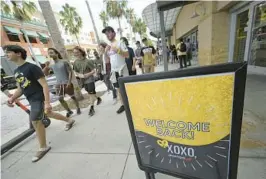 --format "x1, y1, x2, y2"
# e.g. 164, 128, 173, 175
248, 2, 266, 67
233, 9, 249, 62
